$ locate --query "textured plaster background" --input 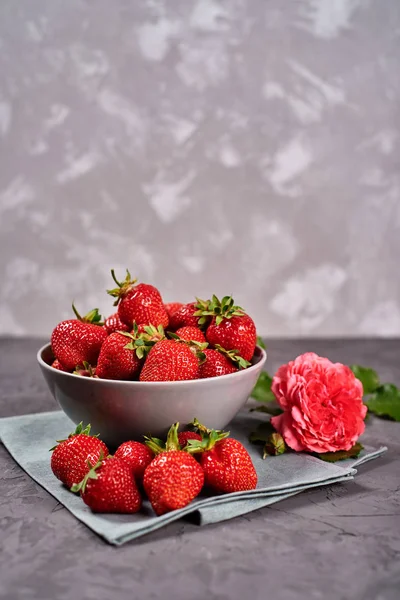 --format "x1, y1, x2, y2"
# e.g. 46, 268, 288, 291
0, 0, 399, 337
